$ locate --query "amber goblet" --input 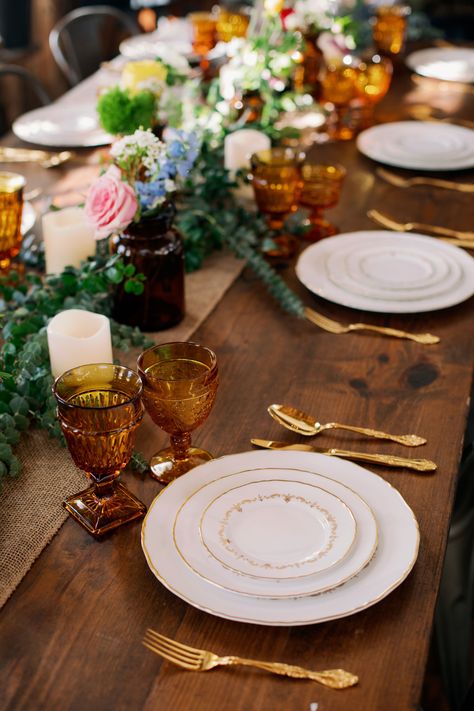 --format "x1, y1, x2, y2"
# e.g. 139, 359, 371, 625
53, 364, 146, 537
372, 5, 411, 57
300, 164, 346, 241
0, 172, 25, 271
321, 59, 359, 141
250, 148, 304, 260
189, 12, 217, 56
137, 342, 218, 484
354, 54, 393, 129
216, 9, 249, 42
